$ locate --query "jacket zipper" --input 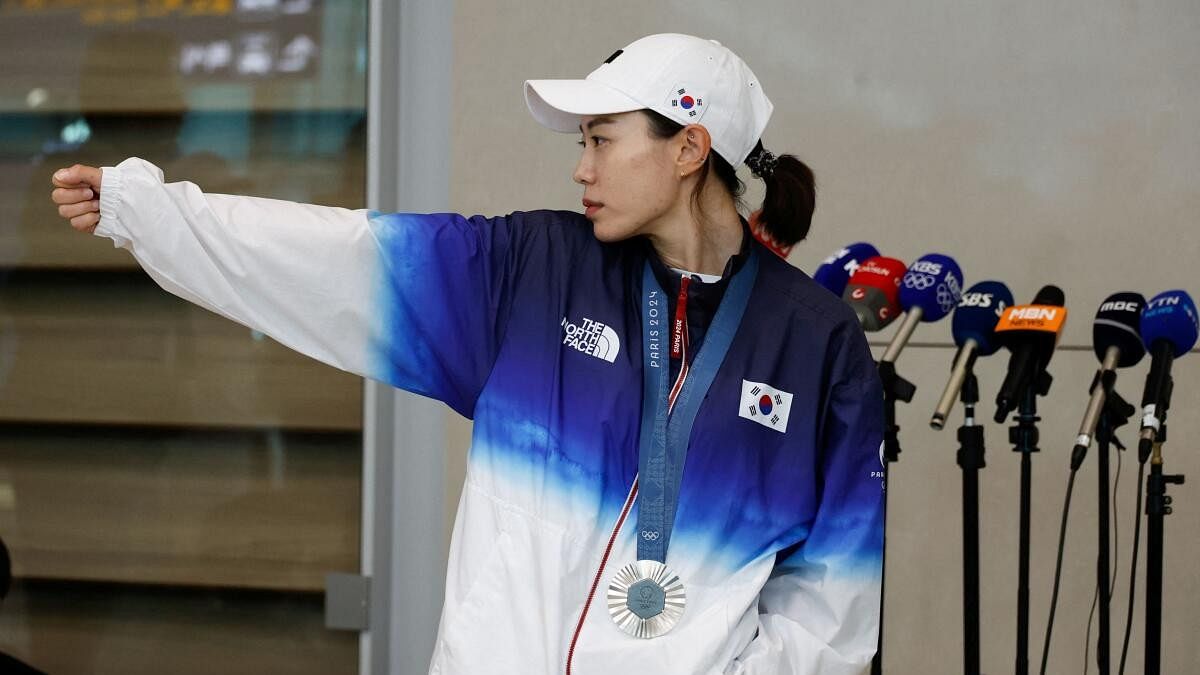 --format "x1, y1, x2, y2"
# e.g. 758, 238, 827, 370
565, 476, 639, 675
